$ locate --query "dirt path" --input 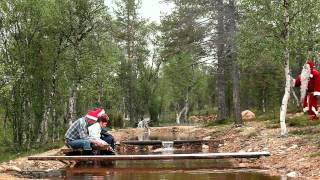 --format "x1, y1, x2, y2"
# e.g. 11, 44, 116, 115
1, 121, 320, 179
